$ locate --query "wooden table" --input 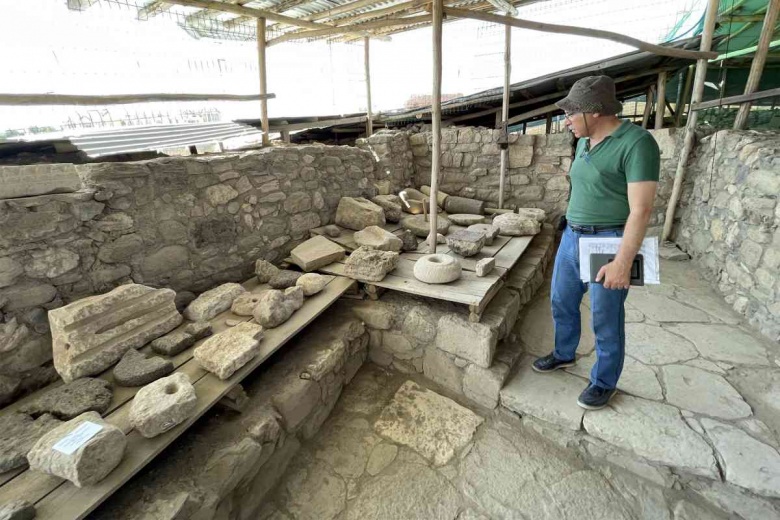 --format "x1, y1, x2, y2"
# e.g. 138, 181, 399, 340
315, 220, 534, 322
0, 275, 355, 520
